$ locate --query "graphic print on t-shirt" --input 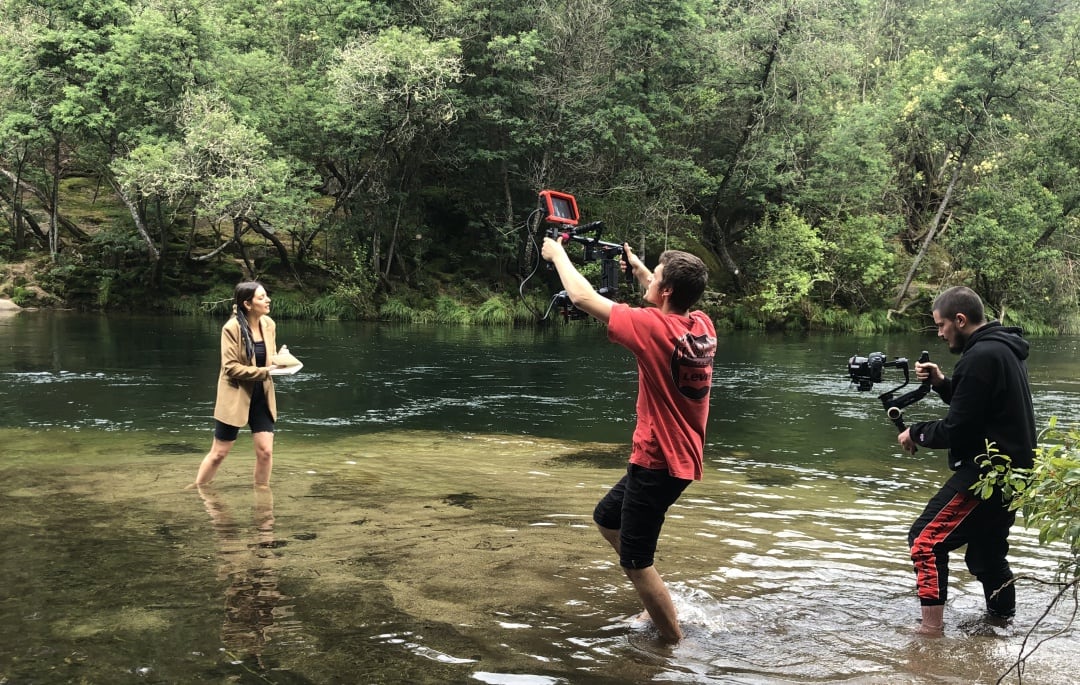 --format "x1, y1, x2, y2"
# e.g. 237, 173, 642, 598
670, 333, 716, 400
